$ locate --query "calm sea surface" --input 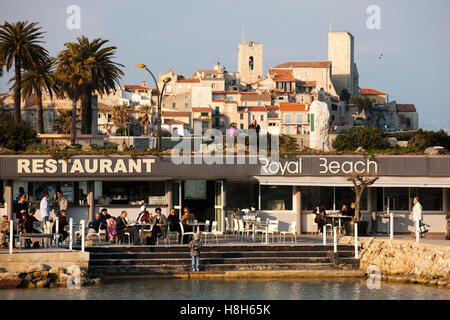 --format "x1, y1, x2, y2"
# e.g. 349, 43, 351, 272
1, 278, 449, 300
